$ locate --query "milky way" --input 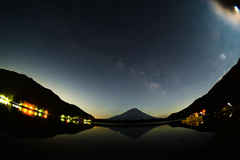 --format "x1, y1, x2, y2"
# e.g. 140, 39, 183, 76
0, 0, 240, 118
